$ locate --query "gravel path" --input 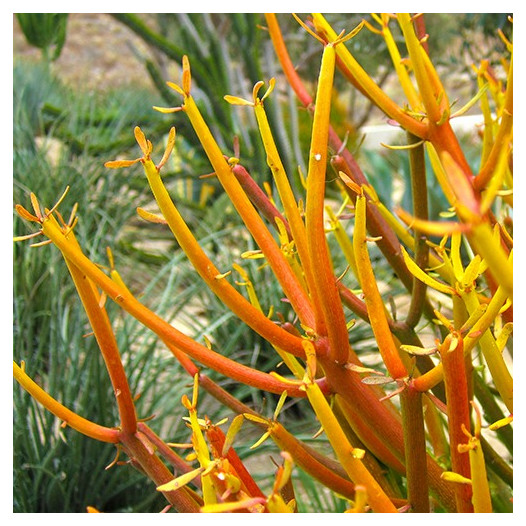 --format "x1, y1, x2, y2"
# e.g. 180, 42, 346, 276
13, 13, 155, 92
